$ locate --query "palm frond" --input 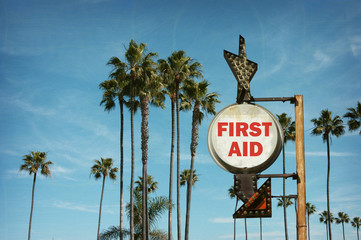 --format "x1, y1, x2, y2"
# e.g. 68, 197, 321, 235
100, 226, 130, 240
